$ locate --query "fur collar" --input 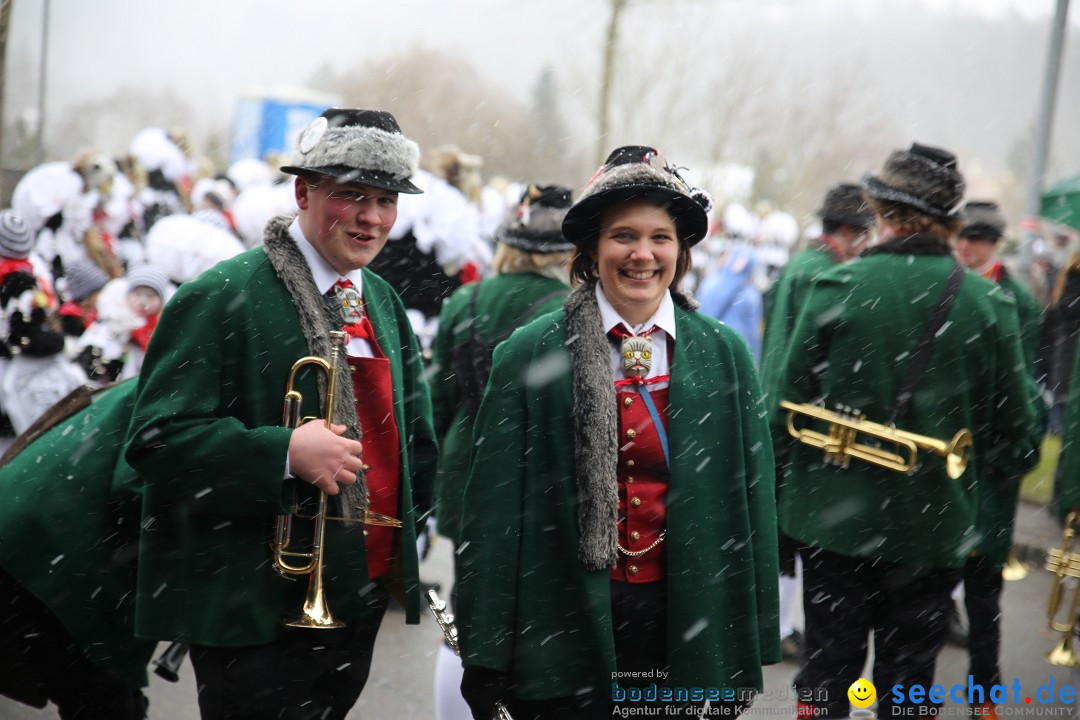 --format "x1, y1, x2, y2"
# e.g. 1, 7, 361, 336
564, 280, 697, 570
861, 233, 953, 258
262, 215, 367, 517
